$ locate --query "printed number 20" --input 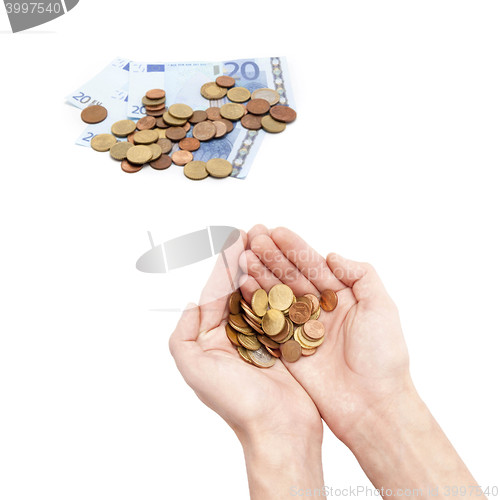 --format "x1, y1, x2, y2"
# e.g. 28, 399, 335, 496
225, 61, 260, 80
